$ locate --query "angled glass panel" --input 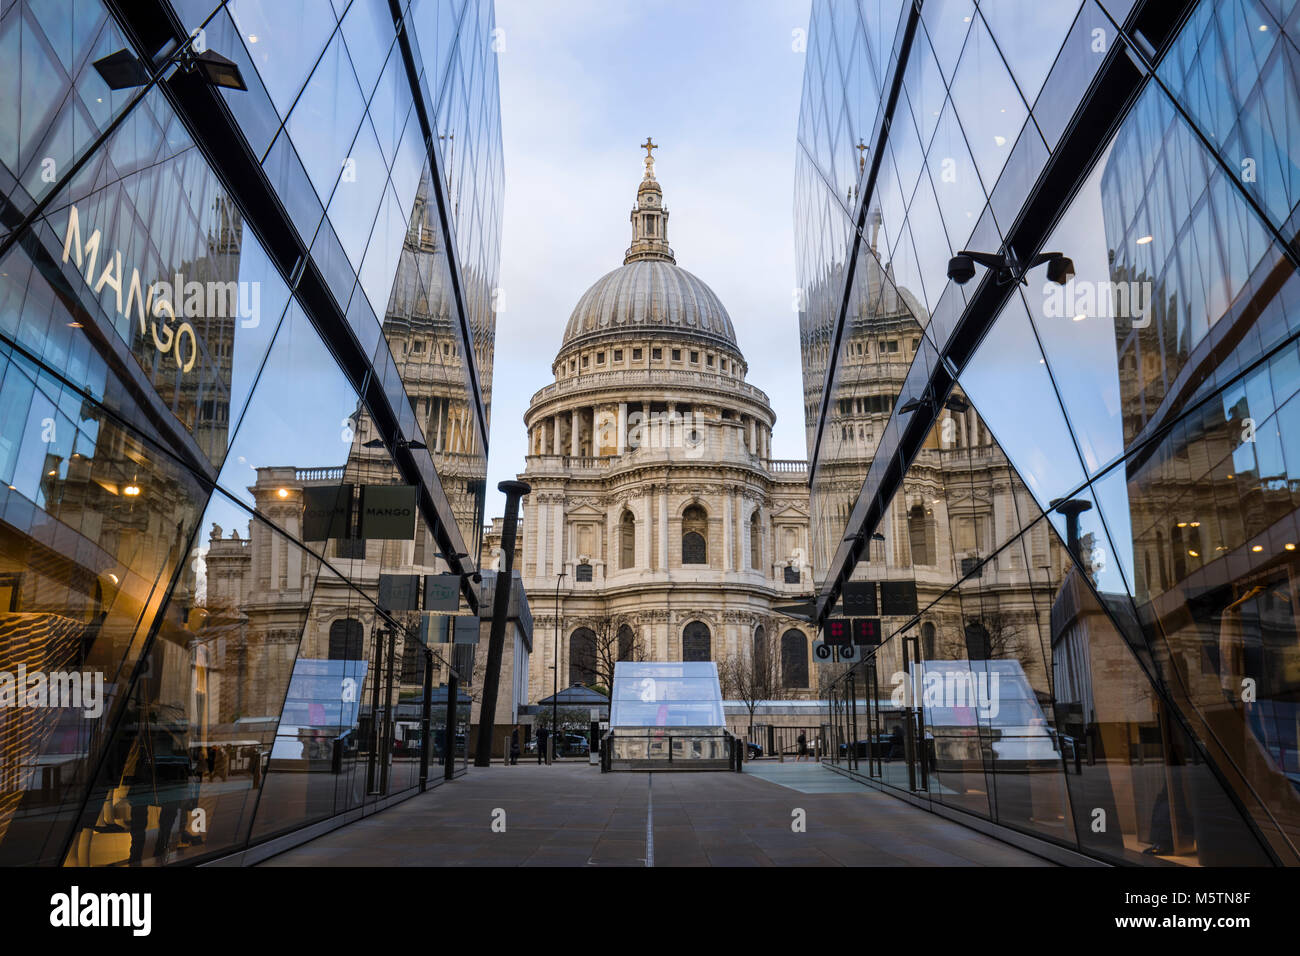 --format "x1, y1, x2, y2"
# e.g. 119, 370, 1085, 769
216, 302, 362, 543
977, 0, 1082, 107
903, 26, 946, 155
226, 0, 338, 118
64, 490, 321, 866
949, 13, 1028, 192
340, 0, 396, 102
1046, 547, 1271, 864
285, 30, 366, 203
920, 0, 975, 84
1157, 0, 1300, 232
960, 294, 1087, 510
325, 117, 386, 271
0, 348, 209, 864
926, 97, 985, 253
